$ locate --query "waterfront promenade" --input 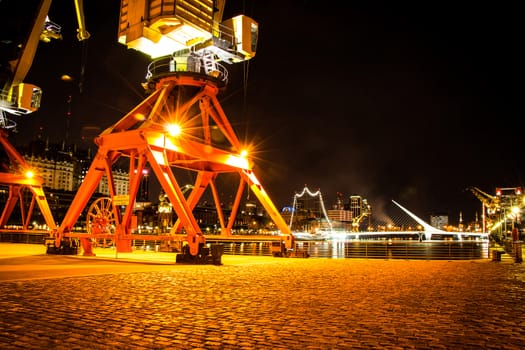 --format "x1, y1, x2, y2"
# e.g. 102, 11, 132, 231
1, 243, 525, 349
